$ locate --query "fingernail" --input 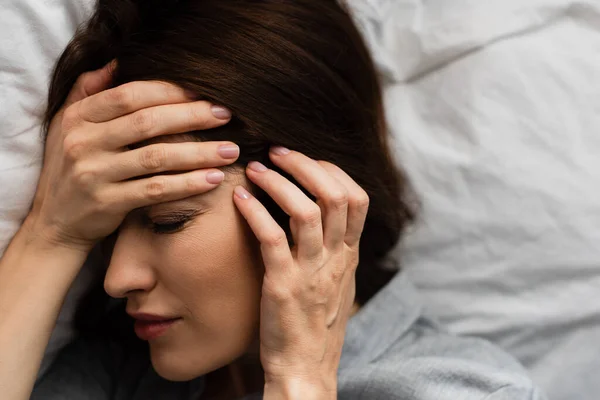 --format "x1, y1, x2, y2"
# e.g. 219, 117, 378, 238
206, 170, 225, 184
218, 144, 240, 159
234, 186, 252, 200
270, 146, 290, 156
248, 161, 268, 172
211, 105, 232, 120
